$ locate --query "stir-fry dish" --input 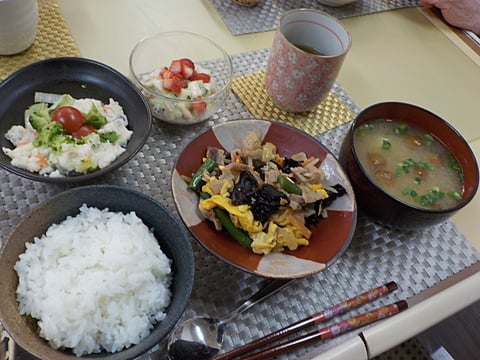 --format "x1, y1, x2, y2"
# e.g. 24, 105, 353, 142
186, 131, 346, 255
3, 93, 132, 177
